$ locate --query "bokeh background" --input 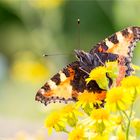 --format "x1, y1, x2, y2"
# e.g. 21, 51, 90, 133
0, 0, 140, 139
